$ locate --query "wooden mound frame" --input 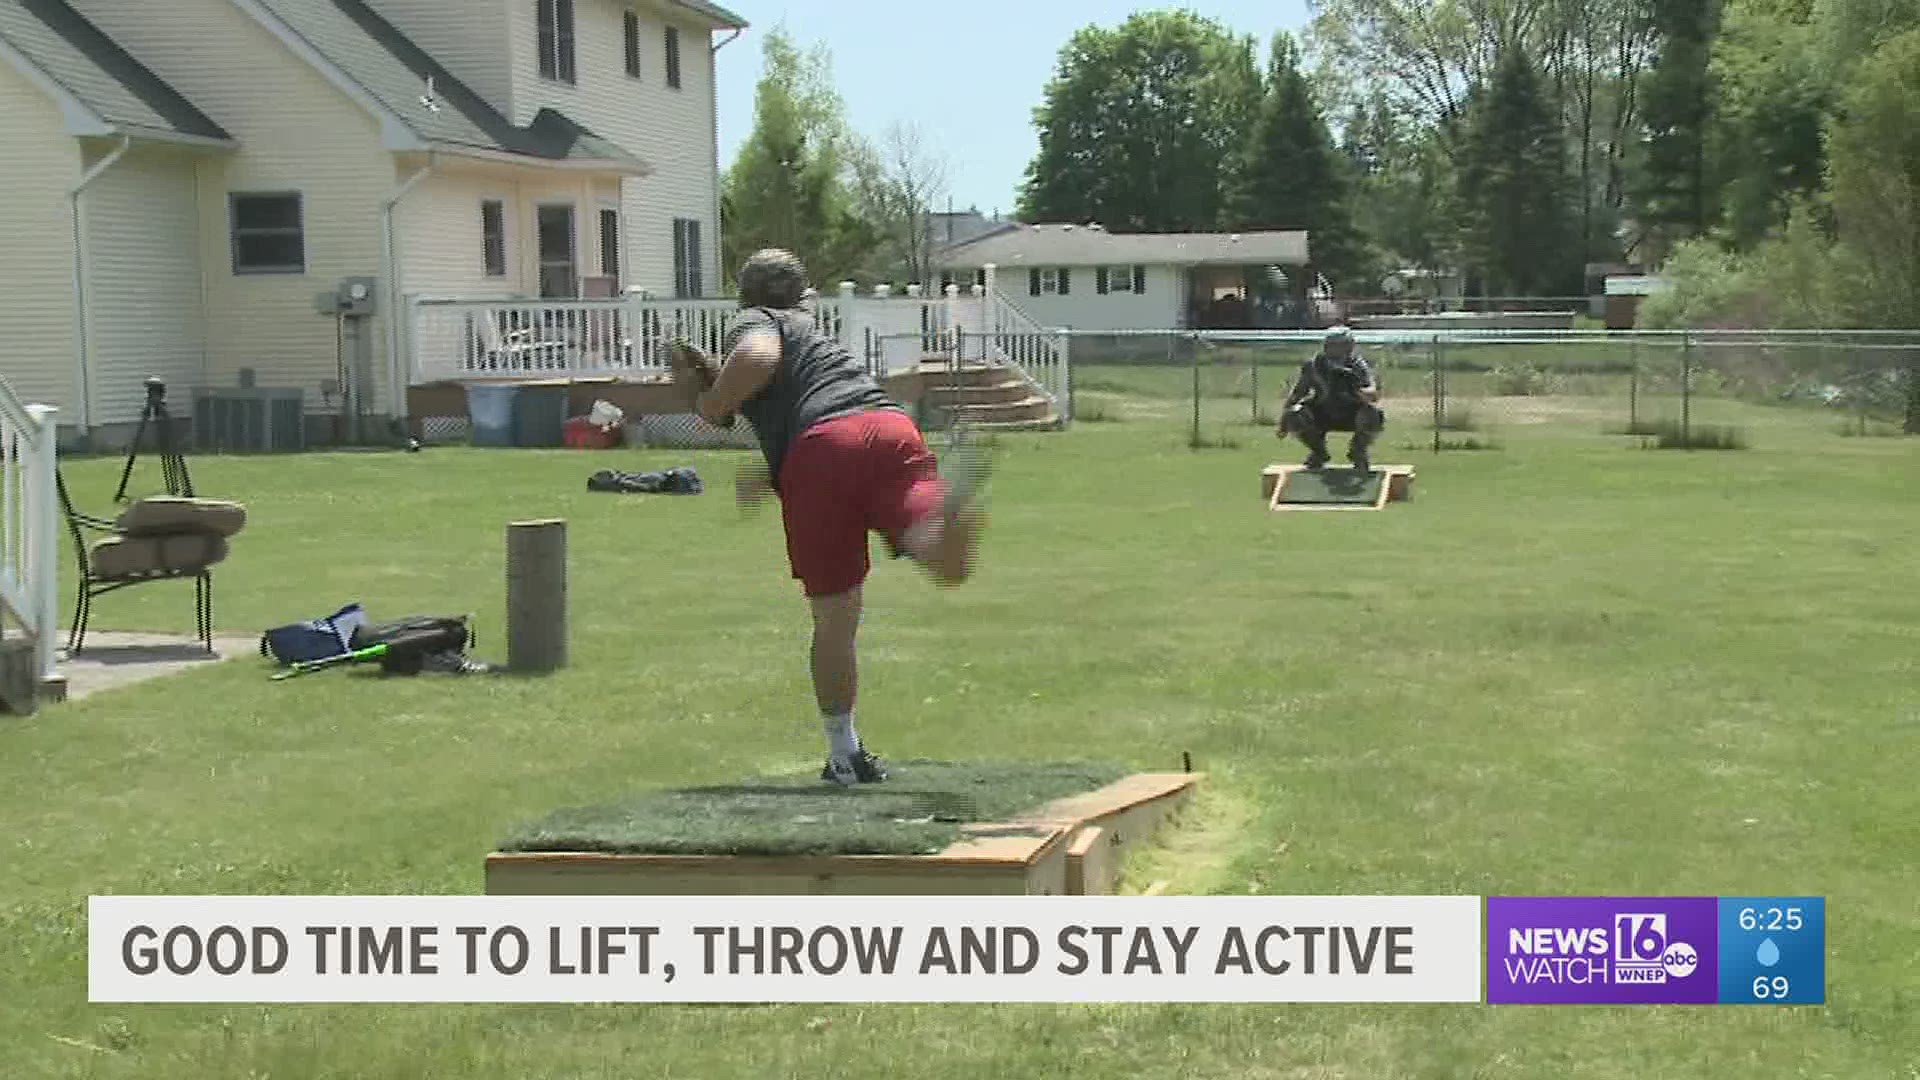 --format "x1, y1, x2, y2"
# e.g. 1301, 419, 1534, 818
1263, 463, 1416, 513
485, 772, 1202, 897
